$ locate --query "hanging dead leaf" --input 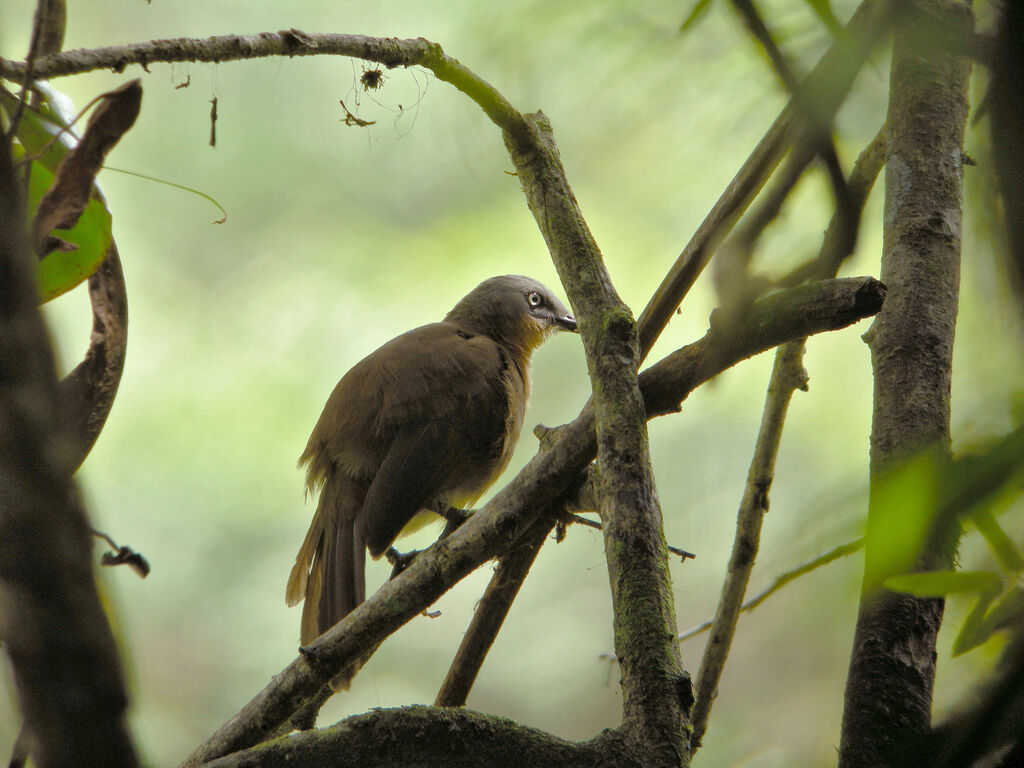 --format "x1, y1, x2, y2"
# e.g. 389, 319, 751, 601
31, 78, 142, 256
